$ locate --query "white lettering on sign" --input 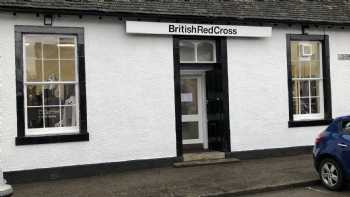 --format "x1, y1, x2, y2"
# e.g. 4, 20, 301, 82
126, 21, 272, 37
